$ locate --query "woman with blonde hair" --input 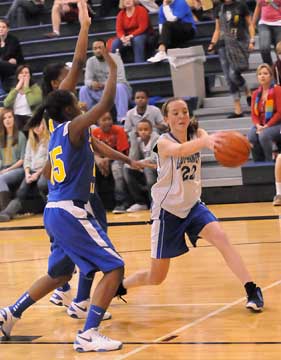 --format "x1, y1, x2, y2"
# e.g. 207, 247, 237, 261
248, 63, 281, 162
0, 118, 49, 221
111, 0, 152, 62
